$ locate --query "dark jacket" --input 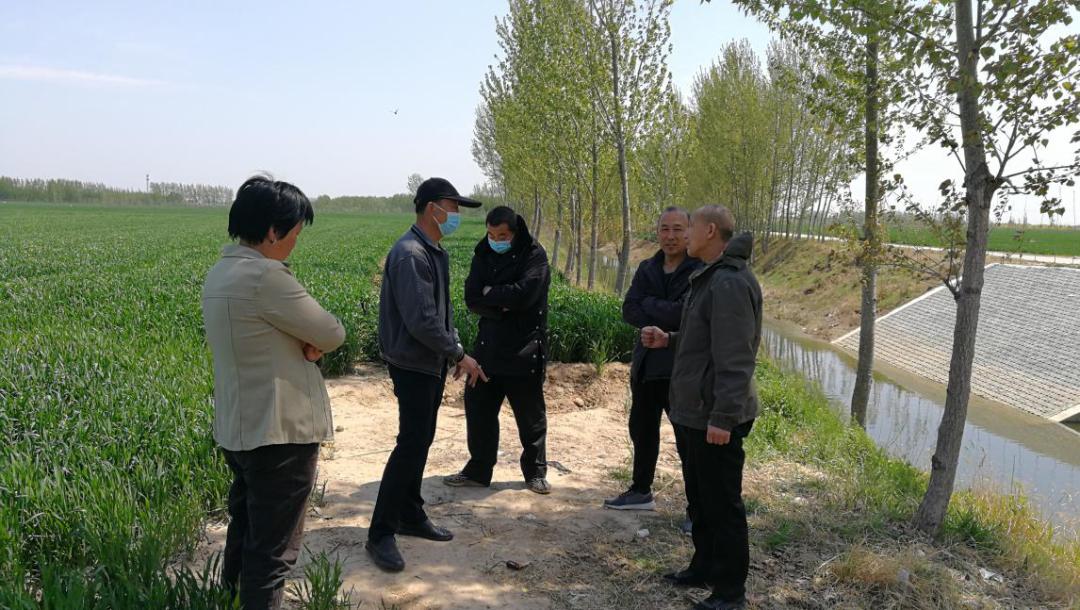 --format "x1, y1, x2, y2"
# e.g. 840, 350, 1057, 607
378, 225, 461, 377
668, 232, 762, 432
622, 251, 702, 383
464, 215, 551, 376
